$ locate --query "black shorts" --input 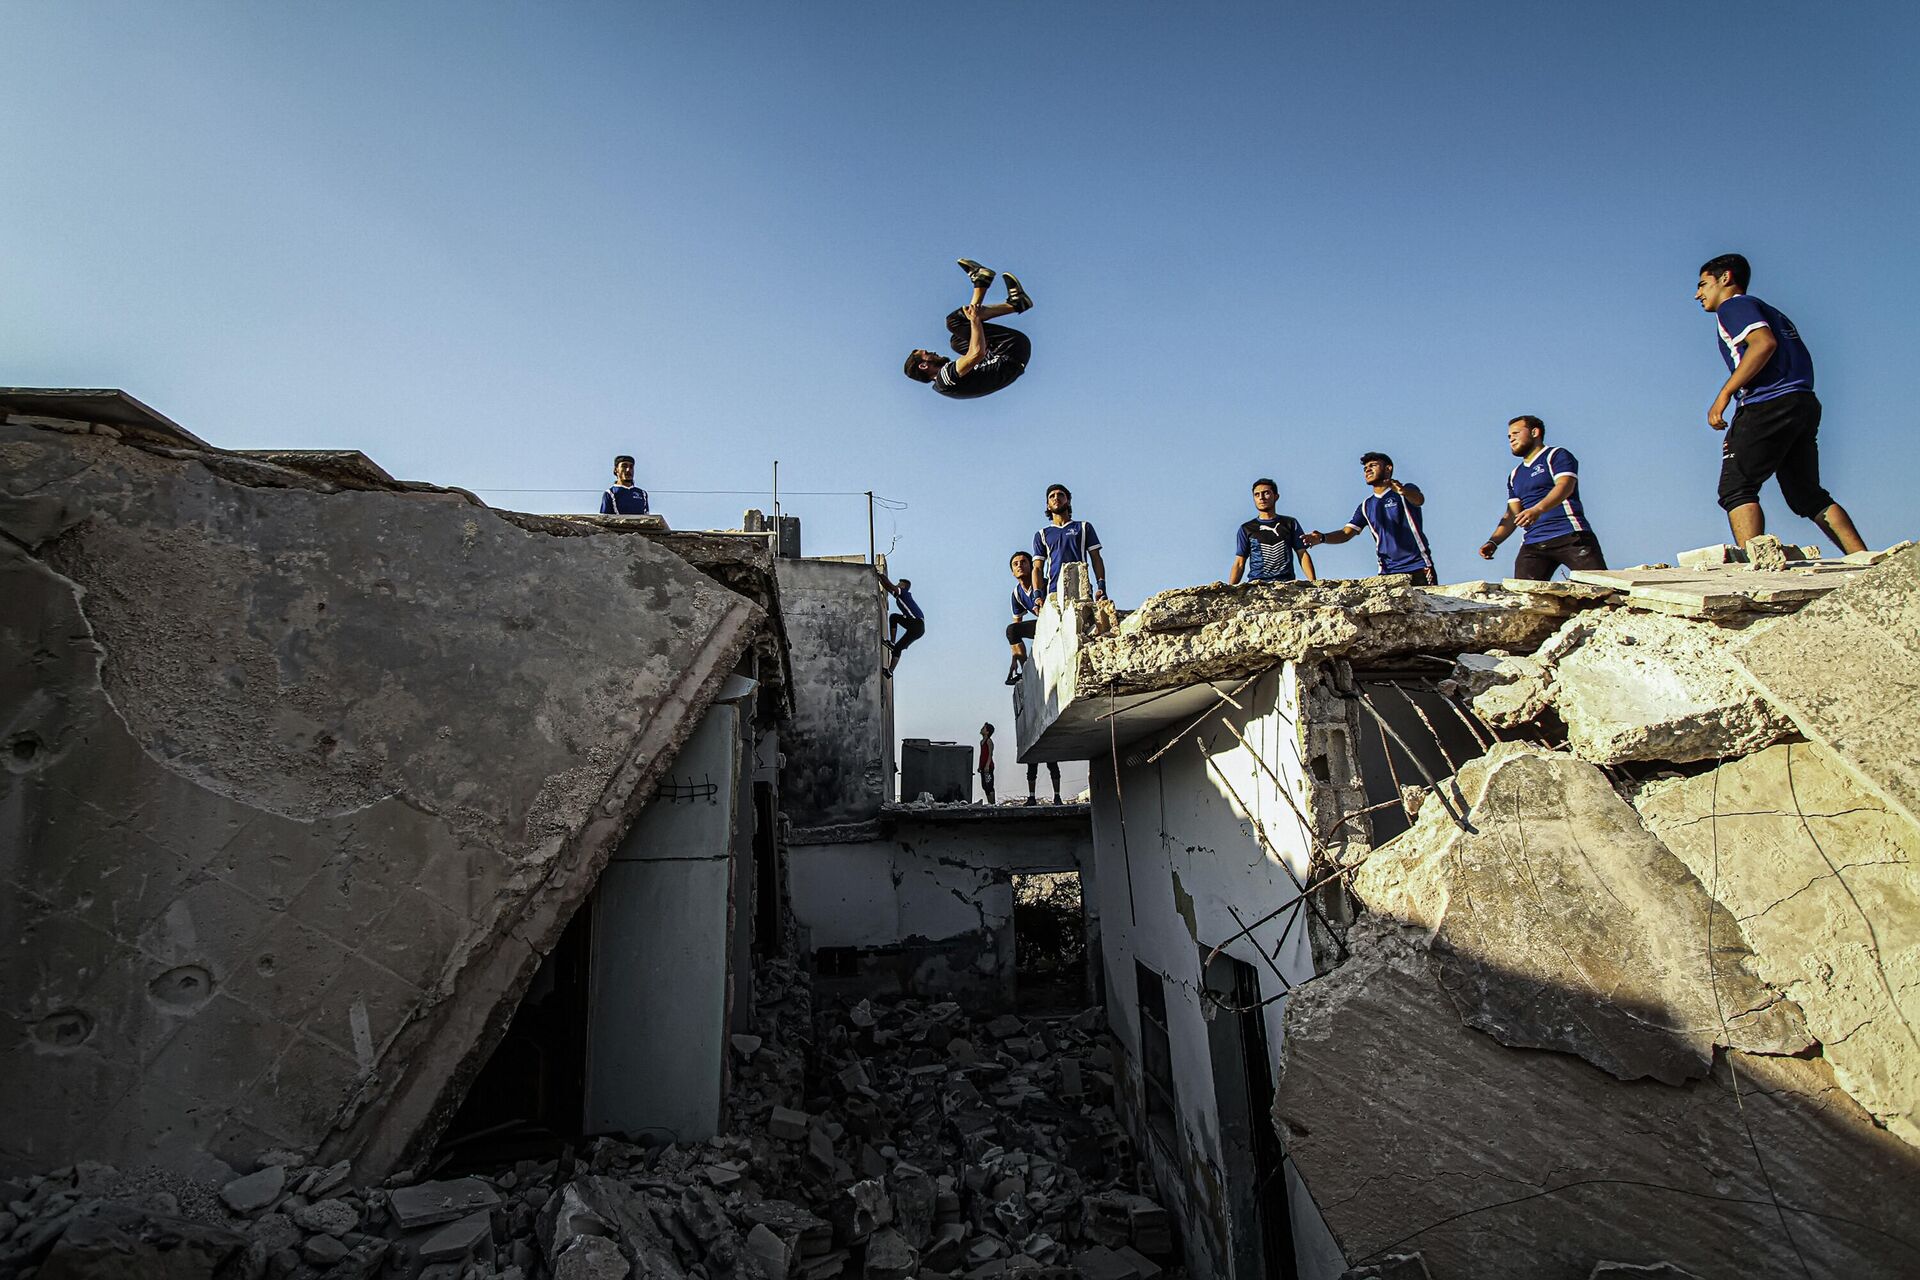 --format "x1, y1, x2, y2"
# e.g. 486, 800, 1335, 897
946, 310, 1032, 365
1007, 619, 1037, 645
1395, 566, 1438, 587
1718, 391, 1833, 517
1512, 530, 1607, 582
